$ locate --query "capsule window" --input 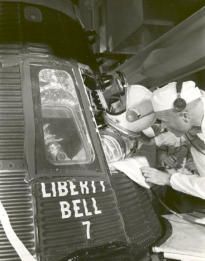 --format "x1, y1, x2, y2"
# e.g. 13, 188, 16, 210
38, 69, 95, 165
